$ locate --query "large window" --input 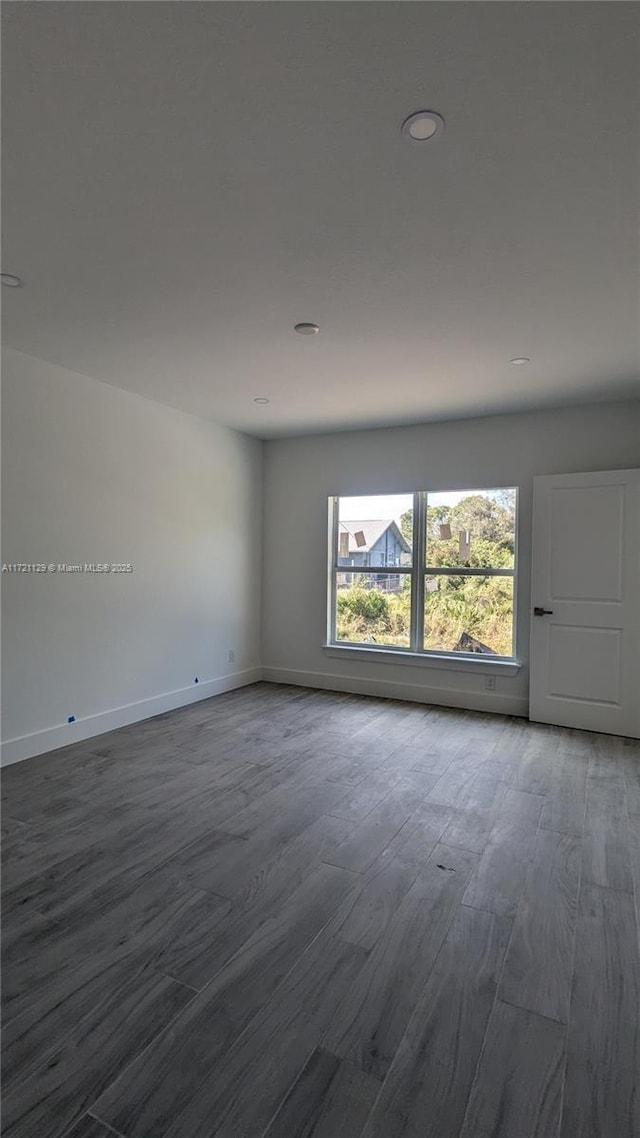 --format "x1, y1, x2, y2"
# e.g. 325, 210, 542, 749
329, 488, 517, 659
